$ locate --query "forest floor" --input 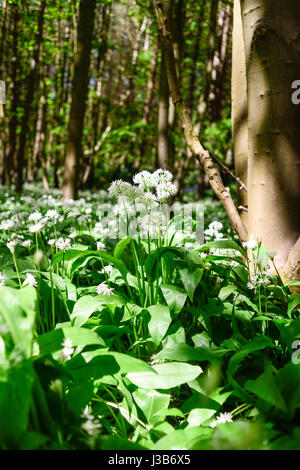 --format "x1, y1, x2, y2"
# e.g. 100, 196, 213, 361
0, 172, 299, 450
